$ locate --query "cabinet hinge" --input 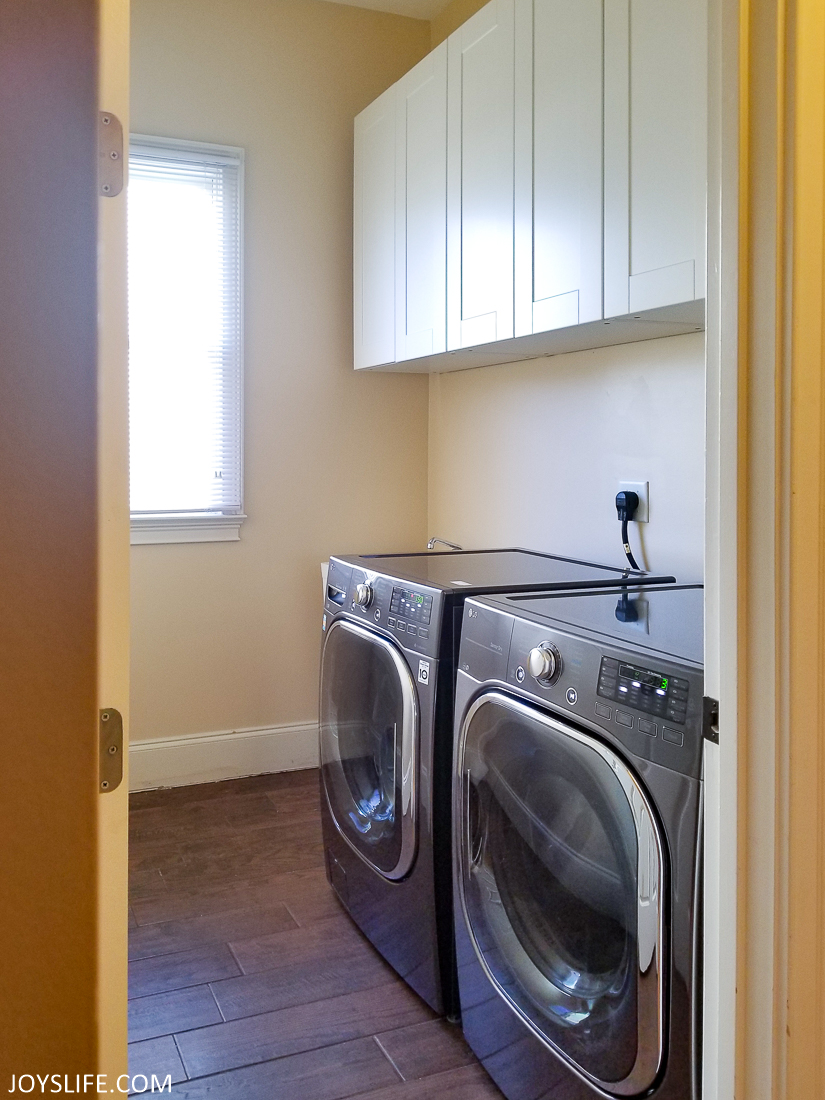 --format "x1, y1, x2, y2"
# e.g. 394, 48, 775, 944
702, 696, 720, 744
98, 111, 124, 197
99, 708, 124, 792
